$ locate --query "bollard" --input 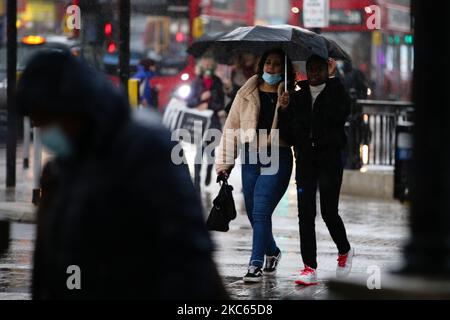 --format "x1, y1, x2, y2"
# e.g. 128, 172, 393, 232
0, 216, 10, 257
32, 127, 42, 205
23, 116, 31, 169
128, 78, 139, 109
394, 119, 413, 202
